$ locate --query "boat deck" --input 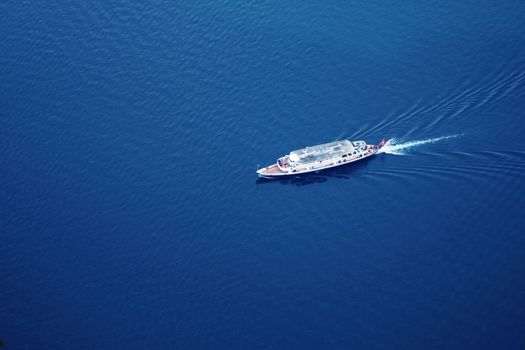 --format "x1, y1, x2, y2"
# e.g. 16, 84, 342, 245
261, 164, 285, 174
